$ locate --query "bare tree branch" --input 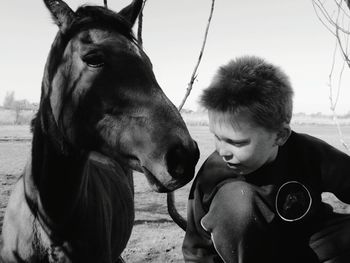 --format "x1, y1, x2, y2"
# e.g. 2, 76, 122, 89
331, 3, 350, 151
328, 40, 350, 151
335, 0, 350, 19
335, 5, 350, 65
136, 0, 216, 231
168, 0, 216, 232
104, 0, 108, 9
328, 38, 338, 110
312, 0, 350, 152
178, 0, 216, 111
314, 0, 350, 64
